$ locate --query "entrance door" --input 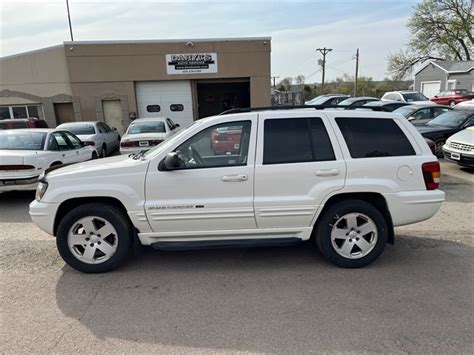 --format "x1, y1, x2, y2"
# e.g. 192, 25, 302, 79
54, 103, 75, 125
197, 81, 250, 118
102, 100, 124, 135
